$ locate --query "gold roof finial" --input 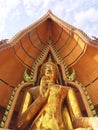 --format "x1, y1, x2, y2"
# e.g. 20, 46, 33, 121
48, 54, 52, 62
48, 38, 52, 45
